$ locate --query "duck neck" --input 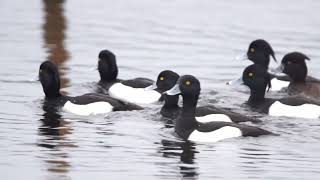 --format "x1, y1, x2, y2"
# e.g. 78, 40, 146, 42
263, 54, 270, 69
290, 69, 307, 84
43, 86, 62, 99
163, 94, 179, 108
42, 75, 62, 99
99, 59, 118, 82
100, 68, 118, 82
175, 93, 199, 139
253, 53, 270, 69
181, 94, 198, 116
248, 88, 266, 104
